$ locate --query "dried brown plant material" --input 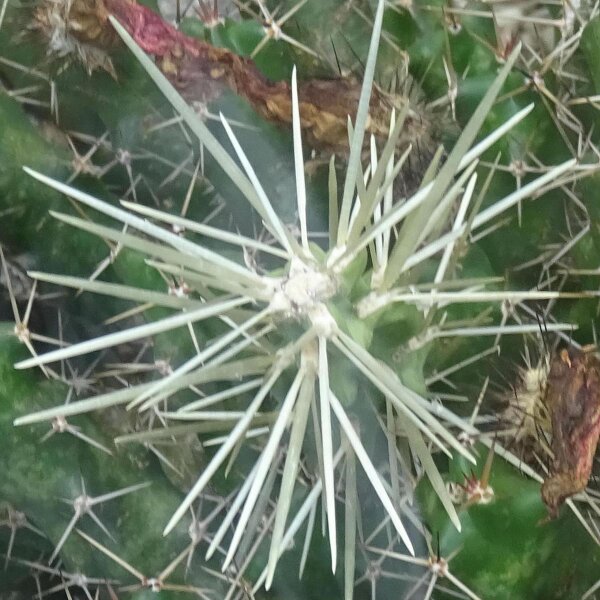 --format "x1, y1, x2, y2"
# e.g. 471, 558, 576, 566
32, 0, 431, 153
32, 0, 119, 75
541, 347, 600, 517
